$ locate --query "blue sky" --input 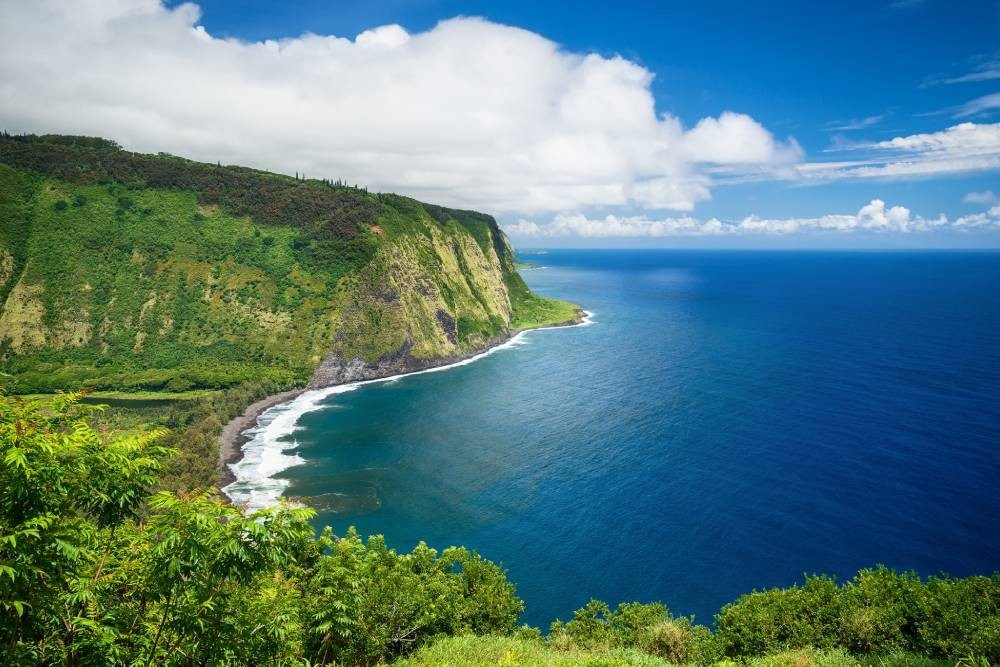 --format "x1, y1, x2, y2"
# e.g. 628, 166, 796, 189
3, 0, 1000, 246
